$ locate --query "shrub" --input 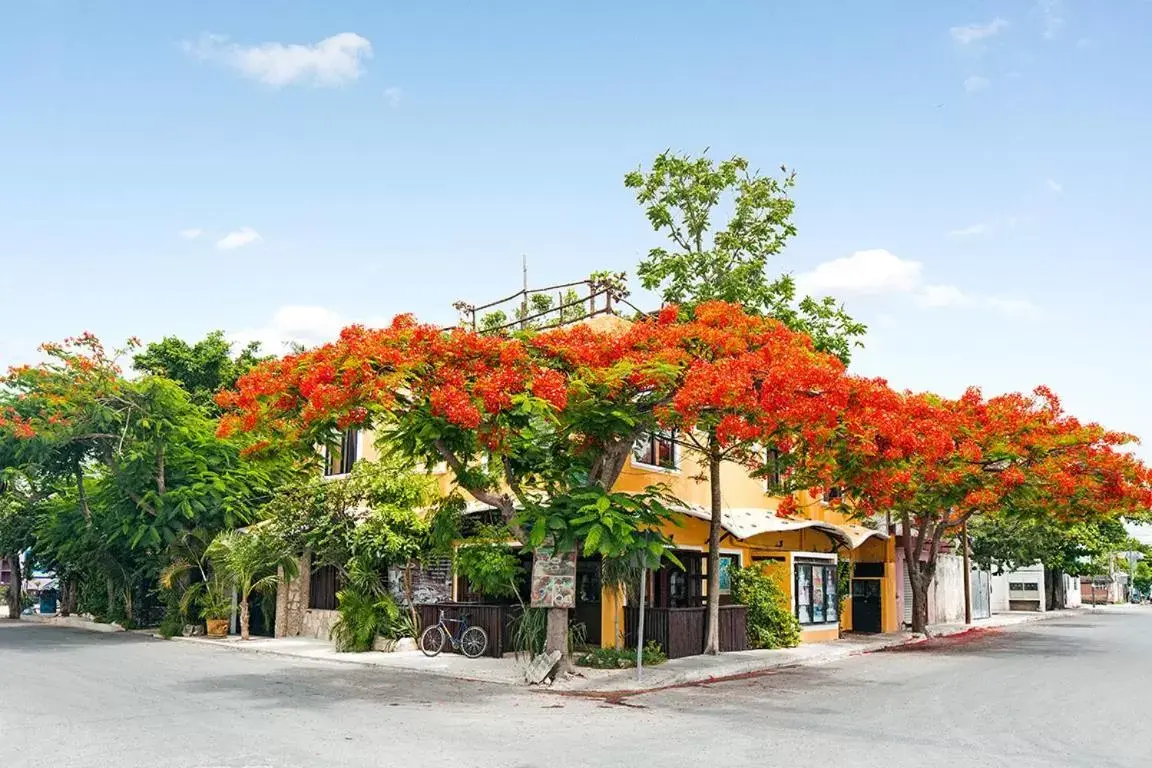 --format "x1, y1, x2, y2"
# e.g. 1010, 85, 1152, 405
158, 591, 184, 638
330, 588, 401, 652
730, 563, 801, 649
576, 641, 666, 669
510, 607, 586, 658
